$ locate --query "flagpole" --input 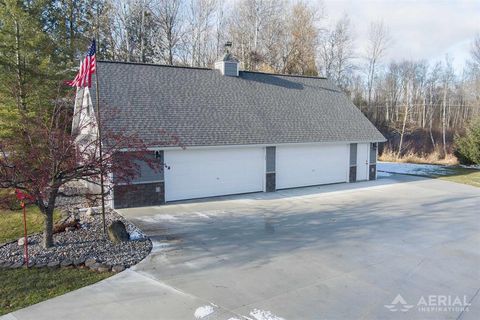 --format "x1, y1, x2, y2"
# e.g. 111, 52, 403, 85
93, 38, 107, 237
